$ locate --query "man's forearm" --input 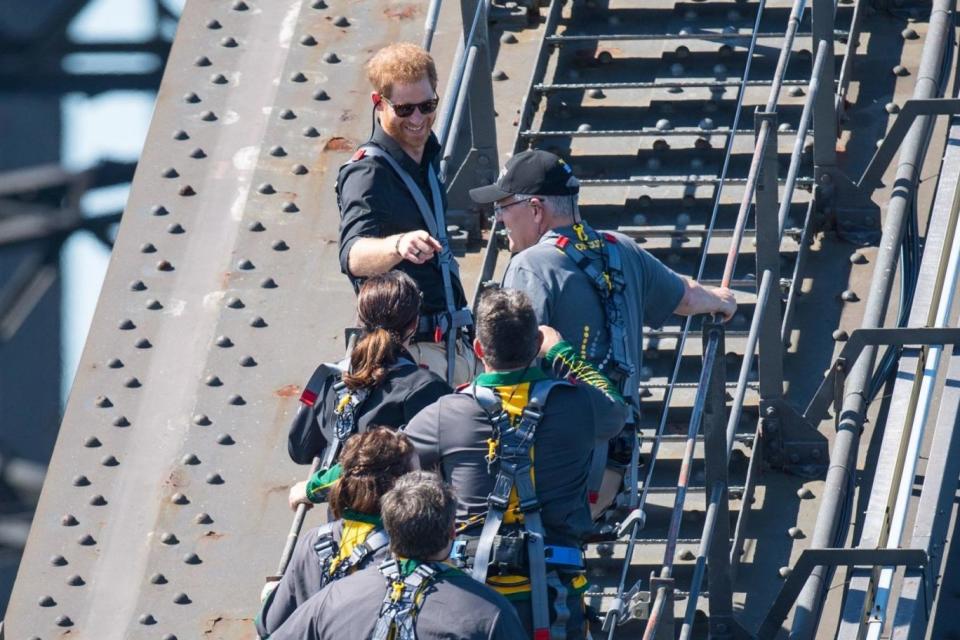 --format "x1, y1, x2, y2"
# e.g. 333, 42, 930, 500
347, 235, 403, 277
674, 278, 736, 318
